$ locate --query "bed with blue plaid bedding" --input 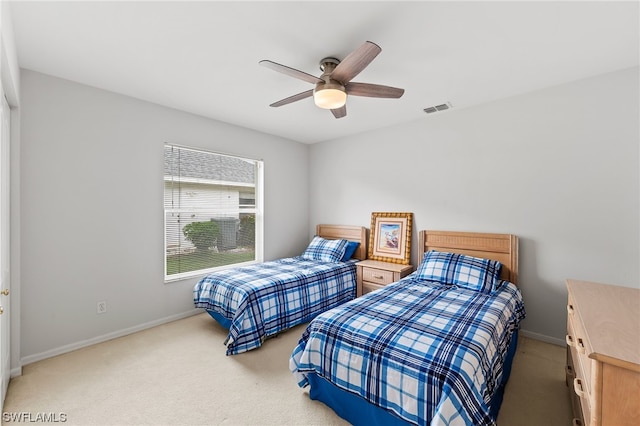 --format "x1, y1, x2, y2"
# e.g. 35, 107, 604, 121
290, 275, 526, 426
194, 257, 358, 355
